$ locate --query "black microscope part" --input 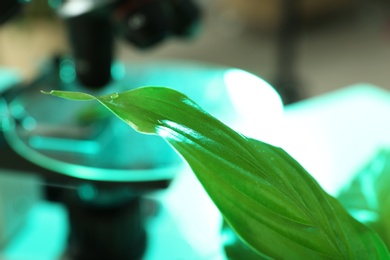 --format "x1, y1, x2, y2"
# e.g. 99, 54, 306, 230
63, 0, 201, 89
66, 8, 115, 88
0, 0, 24, 25
114, 0, 201, 48
170, 0, 201, 37
114, 0, 174, 48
